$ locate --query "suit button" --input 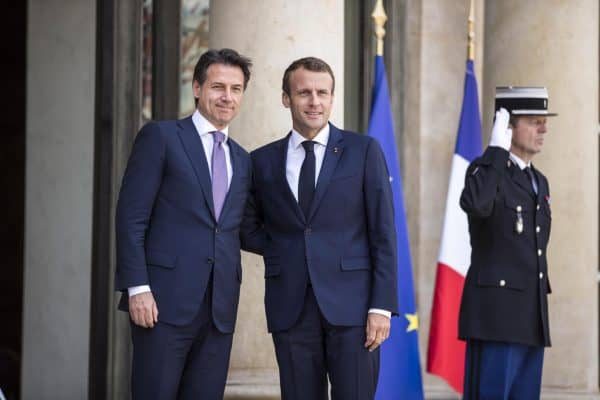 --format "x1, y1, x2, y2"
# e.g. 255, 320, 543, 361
539, 272, 544, 279
538, 249, 542, 256
516, 205, 522, 212
536, 226, 541, 233
537, 204, 540, 211
207, 257, 214, 265
499, 280, 506, 287
305, 228, 312, 234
